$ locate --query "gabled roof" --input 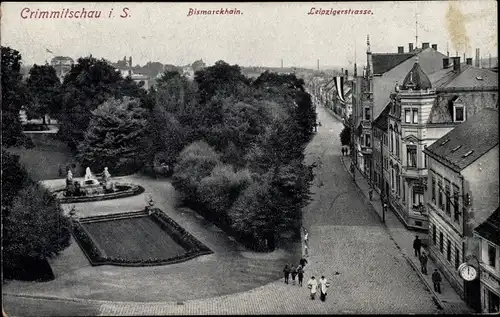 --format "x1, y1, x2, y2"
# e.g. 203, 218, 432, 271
428, 64, 498, 89
474, 207, 500, 245
372, 52, 419, 75
401, 61, 432, 90
425, 108, 499, 171
373, 103, 390, 131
